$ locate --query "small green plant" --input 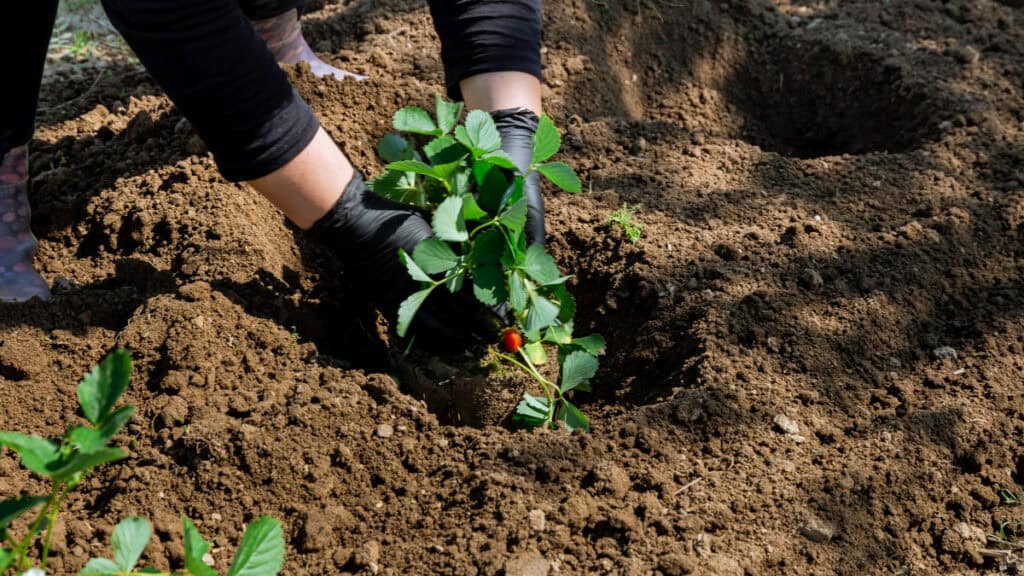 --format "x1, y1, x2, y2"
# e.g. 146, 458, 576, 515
999, 487, 1024, 506
606, 203, 643, 243
1, 350, 135, 575
994, 520, 1024, 545
70, 30, 95, 59
371, 95, 604, 431
80, 515, 284, 576
0, 350, 285, 576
